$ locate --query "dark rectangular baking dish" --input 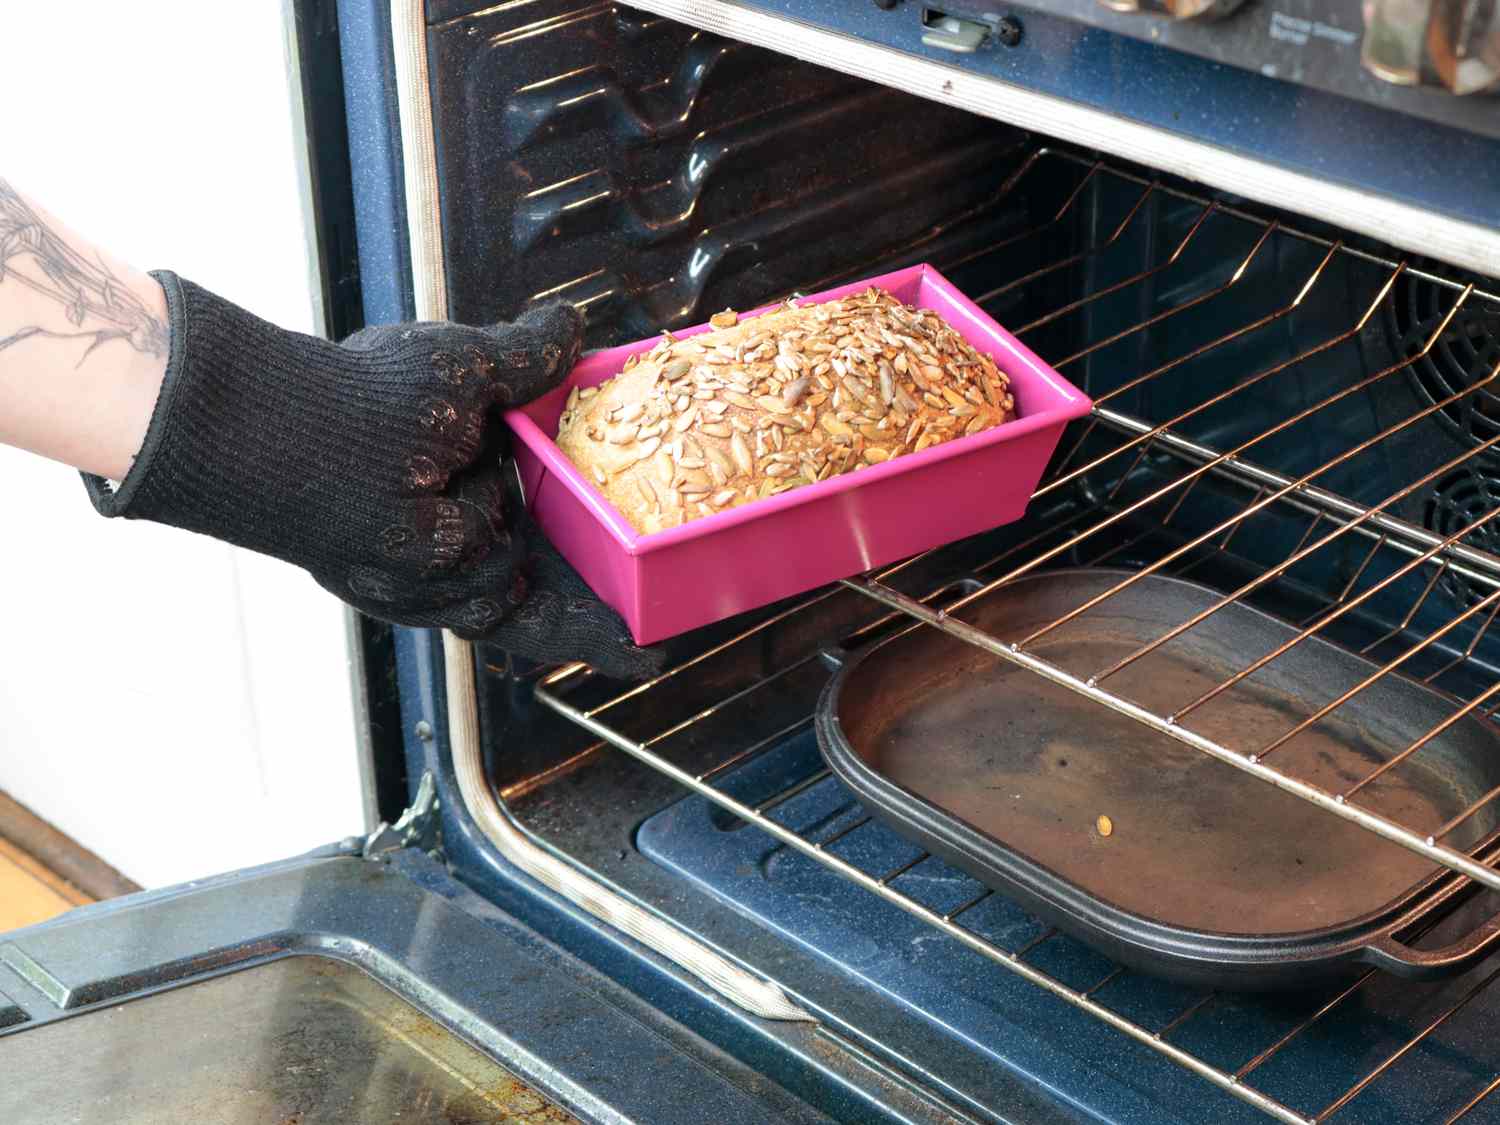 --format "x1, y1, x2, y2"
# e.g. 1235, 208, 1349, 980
816, 568, 1500, 990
